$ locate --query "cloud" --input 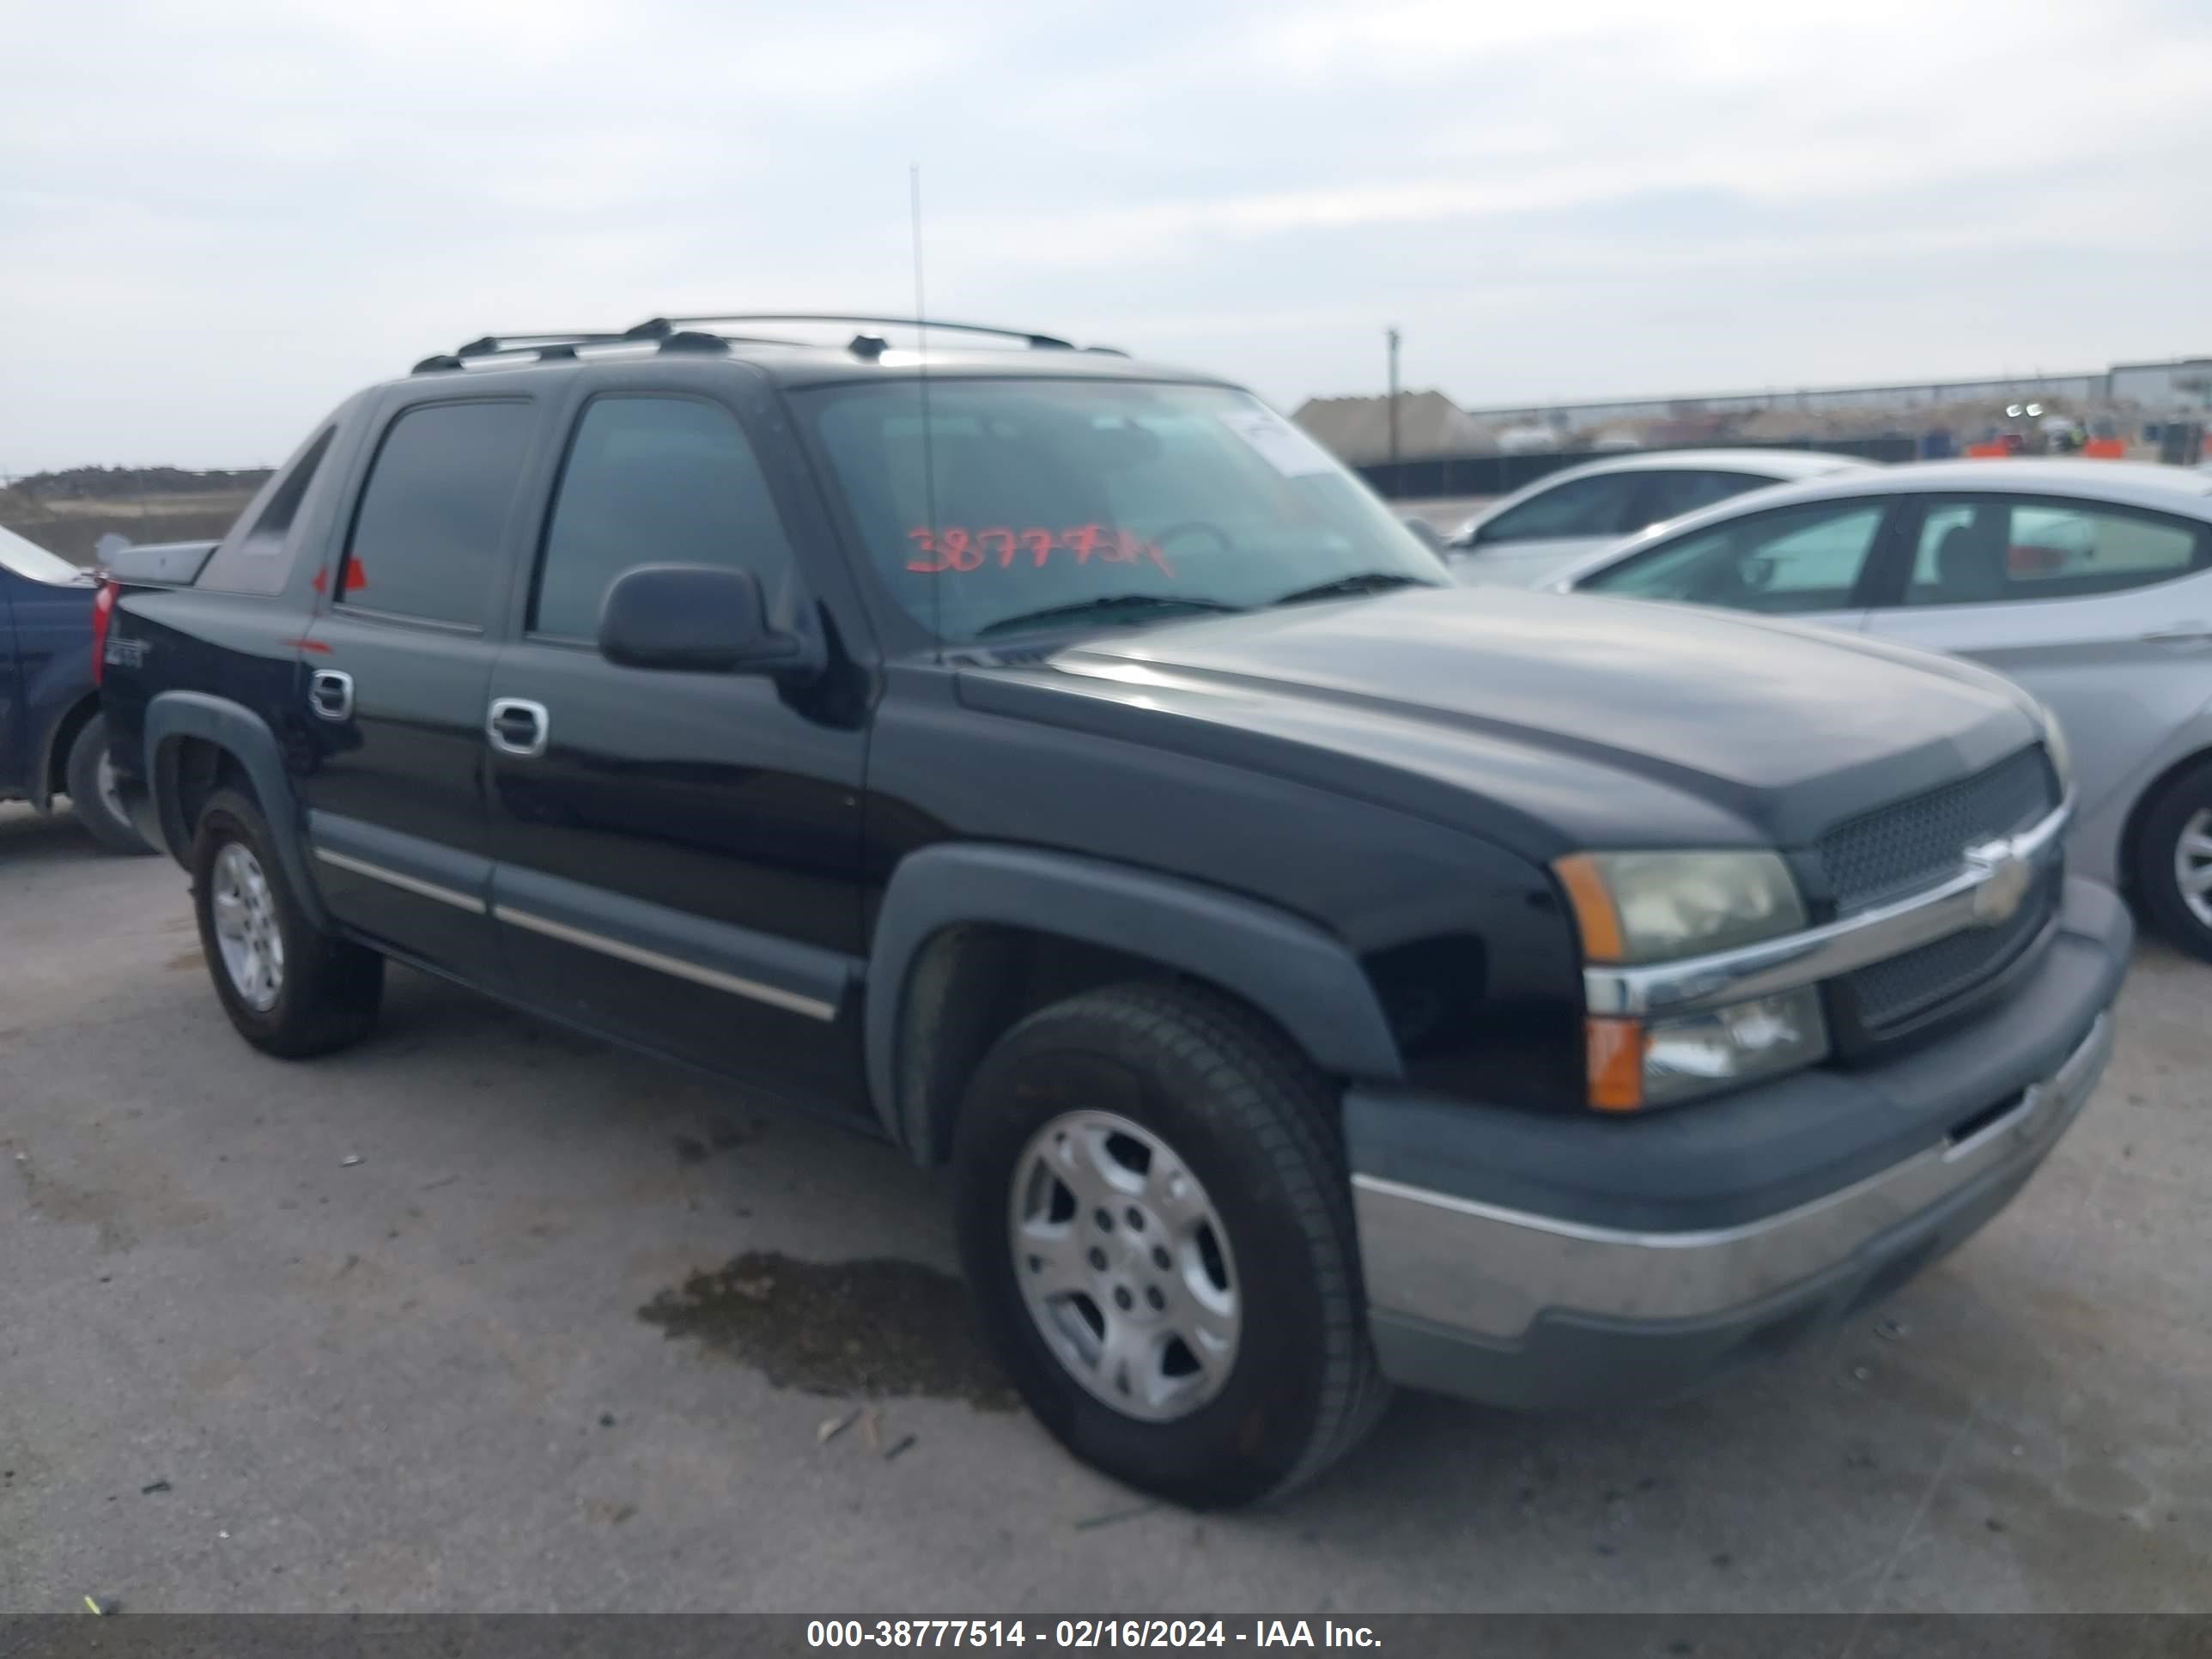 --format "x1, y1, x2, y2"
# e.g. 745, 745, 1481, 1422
1, 0, 2208, 468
